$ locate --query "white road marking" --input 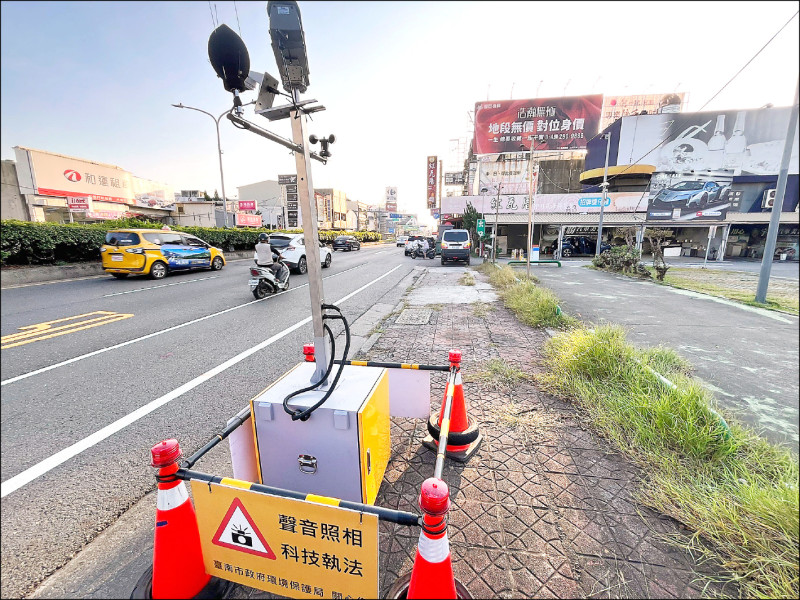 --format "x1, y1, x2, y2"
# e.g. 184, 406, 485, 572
664, 287, 794, 323
1, 274, 108, 289
102, 276, 219, 297
0, 265, 402, 497
1, 264, 363, 386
